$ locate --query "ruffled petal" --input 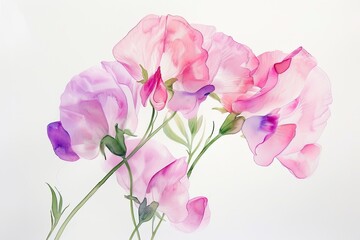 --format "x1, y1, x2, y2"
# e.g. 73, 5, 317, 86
168, 85, 214, 119
113, 14, 165, 80
146, 158, 189, 223
278, 144, 321, 178
174, 197, 210, 233
105, 139, 175, 199
47, 121, 79, 161
233, 47, 317, 117
59, 62, 138, 159
253, 124, 296, 166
